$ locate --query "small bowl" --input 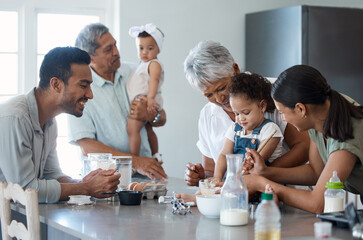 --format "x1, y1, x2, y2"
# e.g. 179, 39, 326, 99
68, 195, 93, 205
196, 194, 221, 218
118, 191, 143, 205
